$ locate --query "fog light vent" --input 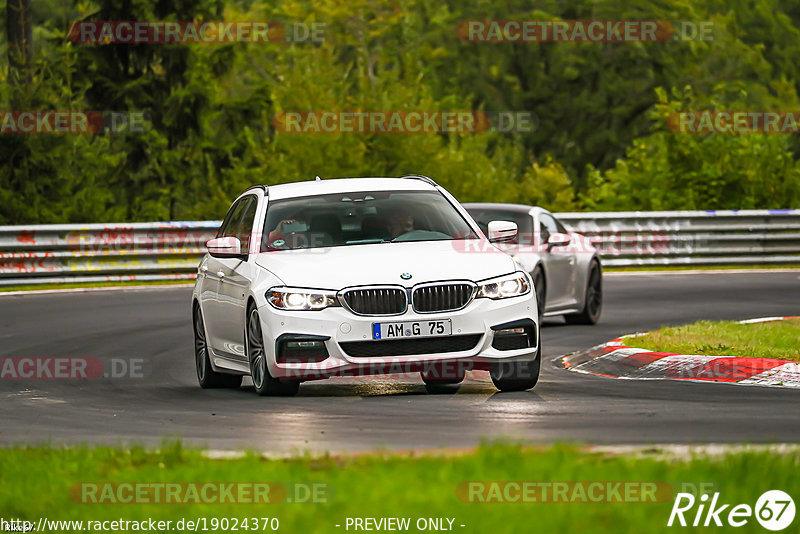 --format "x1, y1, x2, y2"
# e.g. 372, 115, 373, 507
490, 320, 536, 351
276, 335, 330, 363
